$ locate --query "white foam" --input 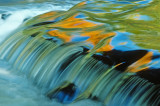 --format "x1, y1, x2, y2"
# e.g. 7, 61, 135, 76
0, 3, 102, 106
0, 3, 71, 43
0, 67, 102, 106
